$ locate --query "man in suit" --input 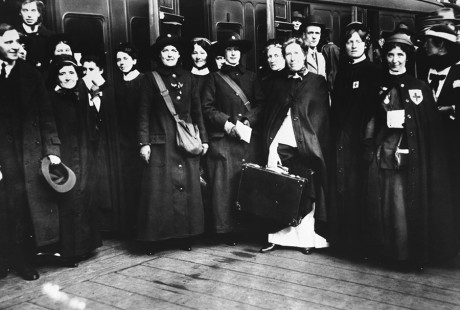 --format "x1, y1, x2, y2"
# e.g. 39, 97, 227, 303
0, 23, 61, 281
303, 15, 326, 79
